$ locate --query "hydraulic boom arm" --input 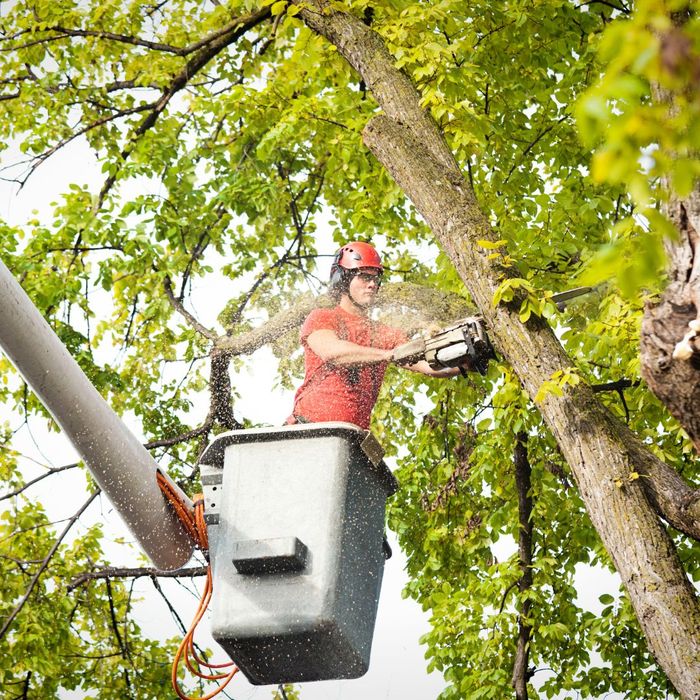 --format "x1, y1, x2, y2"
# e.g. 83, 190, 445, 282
0, 259, 194, 570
